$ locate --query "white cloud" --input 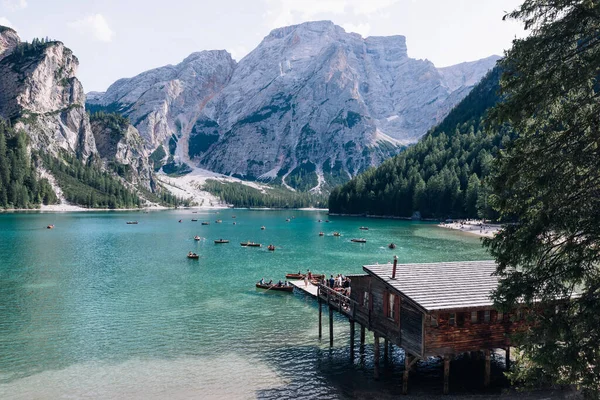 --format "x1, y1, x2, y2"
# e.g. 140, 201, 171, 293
0, 16, 13, 28
68, 14, 114, 43
342, 22, 371, 37
2, 0, 26, 11
263, 0, 399, 29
